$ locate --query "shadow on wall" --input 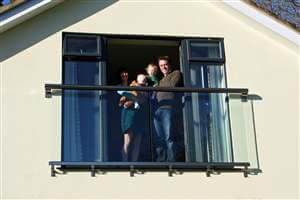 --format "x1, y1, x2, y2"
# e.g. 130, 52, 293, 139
0, 0, 119, 62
